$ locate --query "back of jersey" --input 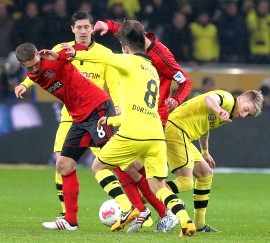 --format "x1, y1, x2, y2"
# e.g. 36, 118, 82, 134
117, 53, 164, 140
